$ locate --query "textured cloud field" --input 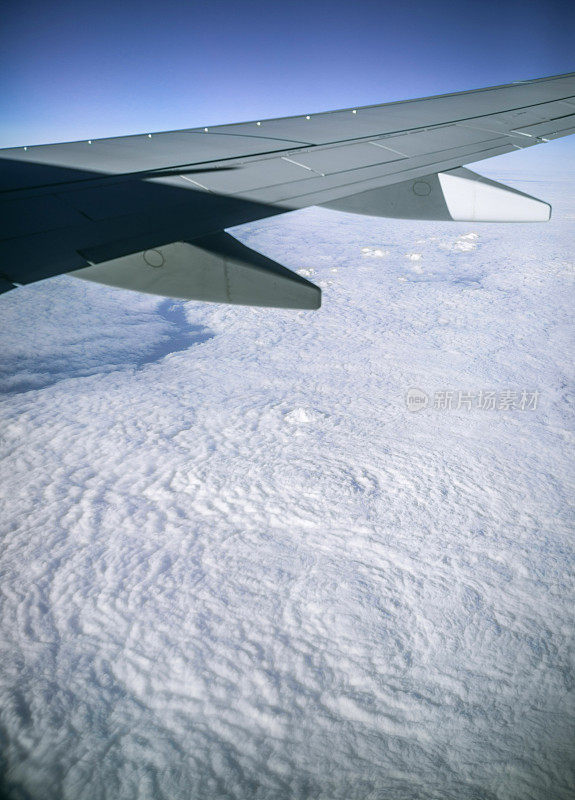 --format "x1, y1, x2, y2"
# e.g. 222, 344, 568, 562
0, 172, 574, 800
